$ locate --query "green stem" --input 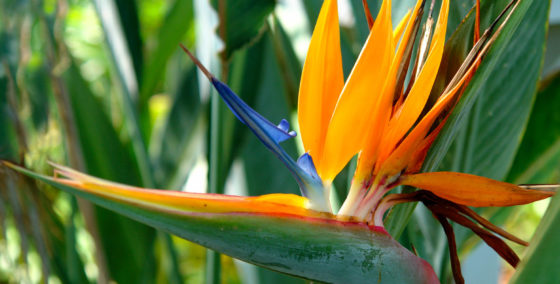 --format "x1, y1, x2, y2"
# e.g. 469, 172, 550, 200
163, 233, 183, 284
205, 250, 221, 284
337, 181, 367, 217
206, 74, 223, 284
